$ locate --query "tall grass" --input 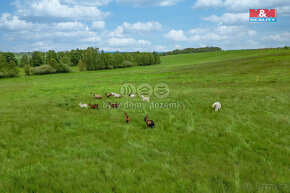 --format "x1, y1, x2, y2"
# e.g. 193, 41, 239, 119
0, 49, 289, 193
